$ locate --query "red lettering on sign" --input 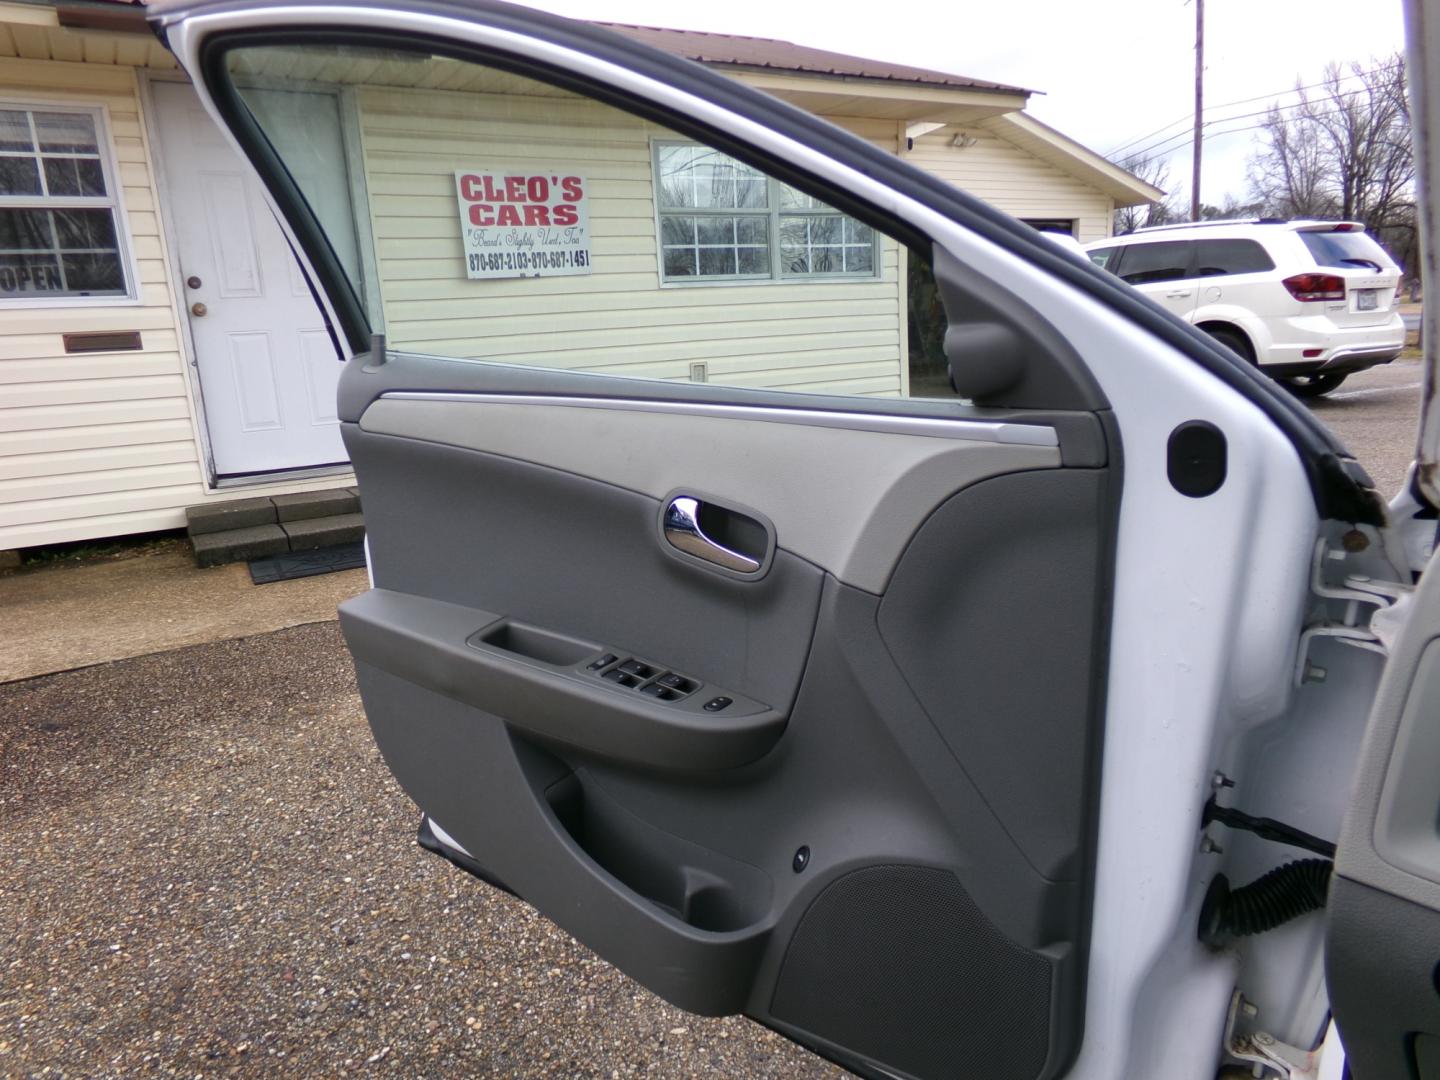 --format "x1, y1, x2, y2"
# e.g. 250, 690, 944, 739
560, 177, 583, 202
468, 204, 494, 227
552, 205, 578, 227
496, 204, 522, 227
505, 176, 527, 202
482, 175, 505, 202
459, 174, 485, 201
526, 176, 549, 203
522, 205, 550, 227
